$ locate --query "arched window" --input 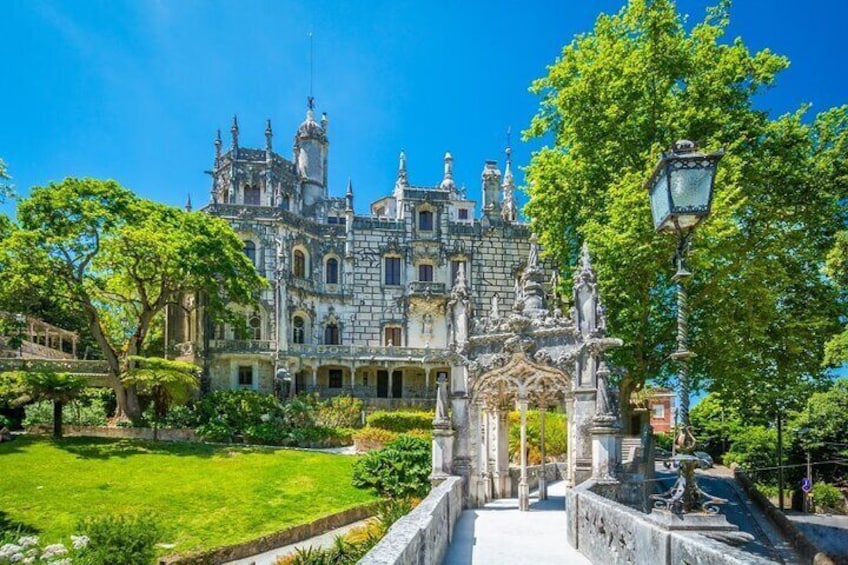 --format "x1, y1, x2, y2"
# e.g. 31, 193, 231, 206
325, 257, 339, 284
244, 184, 261, 205
324, 323, 339, 345
244, 241, 256, 265
294, 250, 306, 278
292, 316, 305, 344
248, 313, 262, 340
418, 210, 433, 231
